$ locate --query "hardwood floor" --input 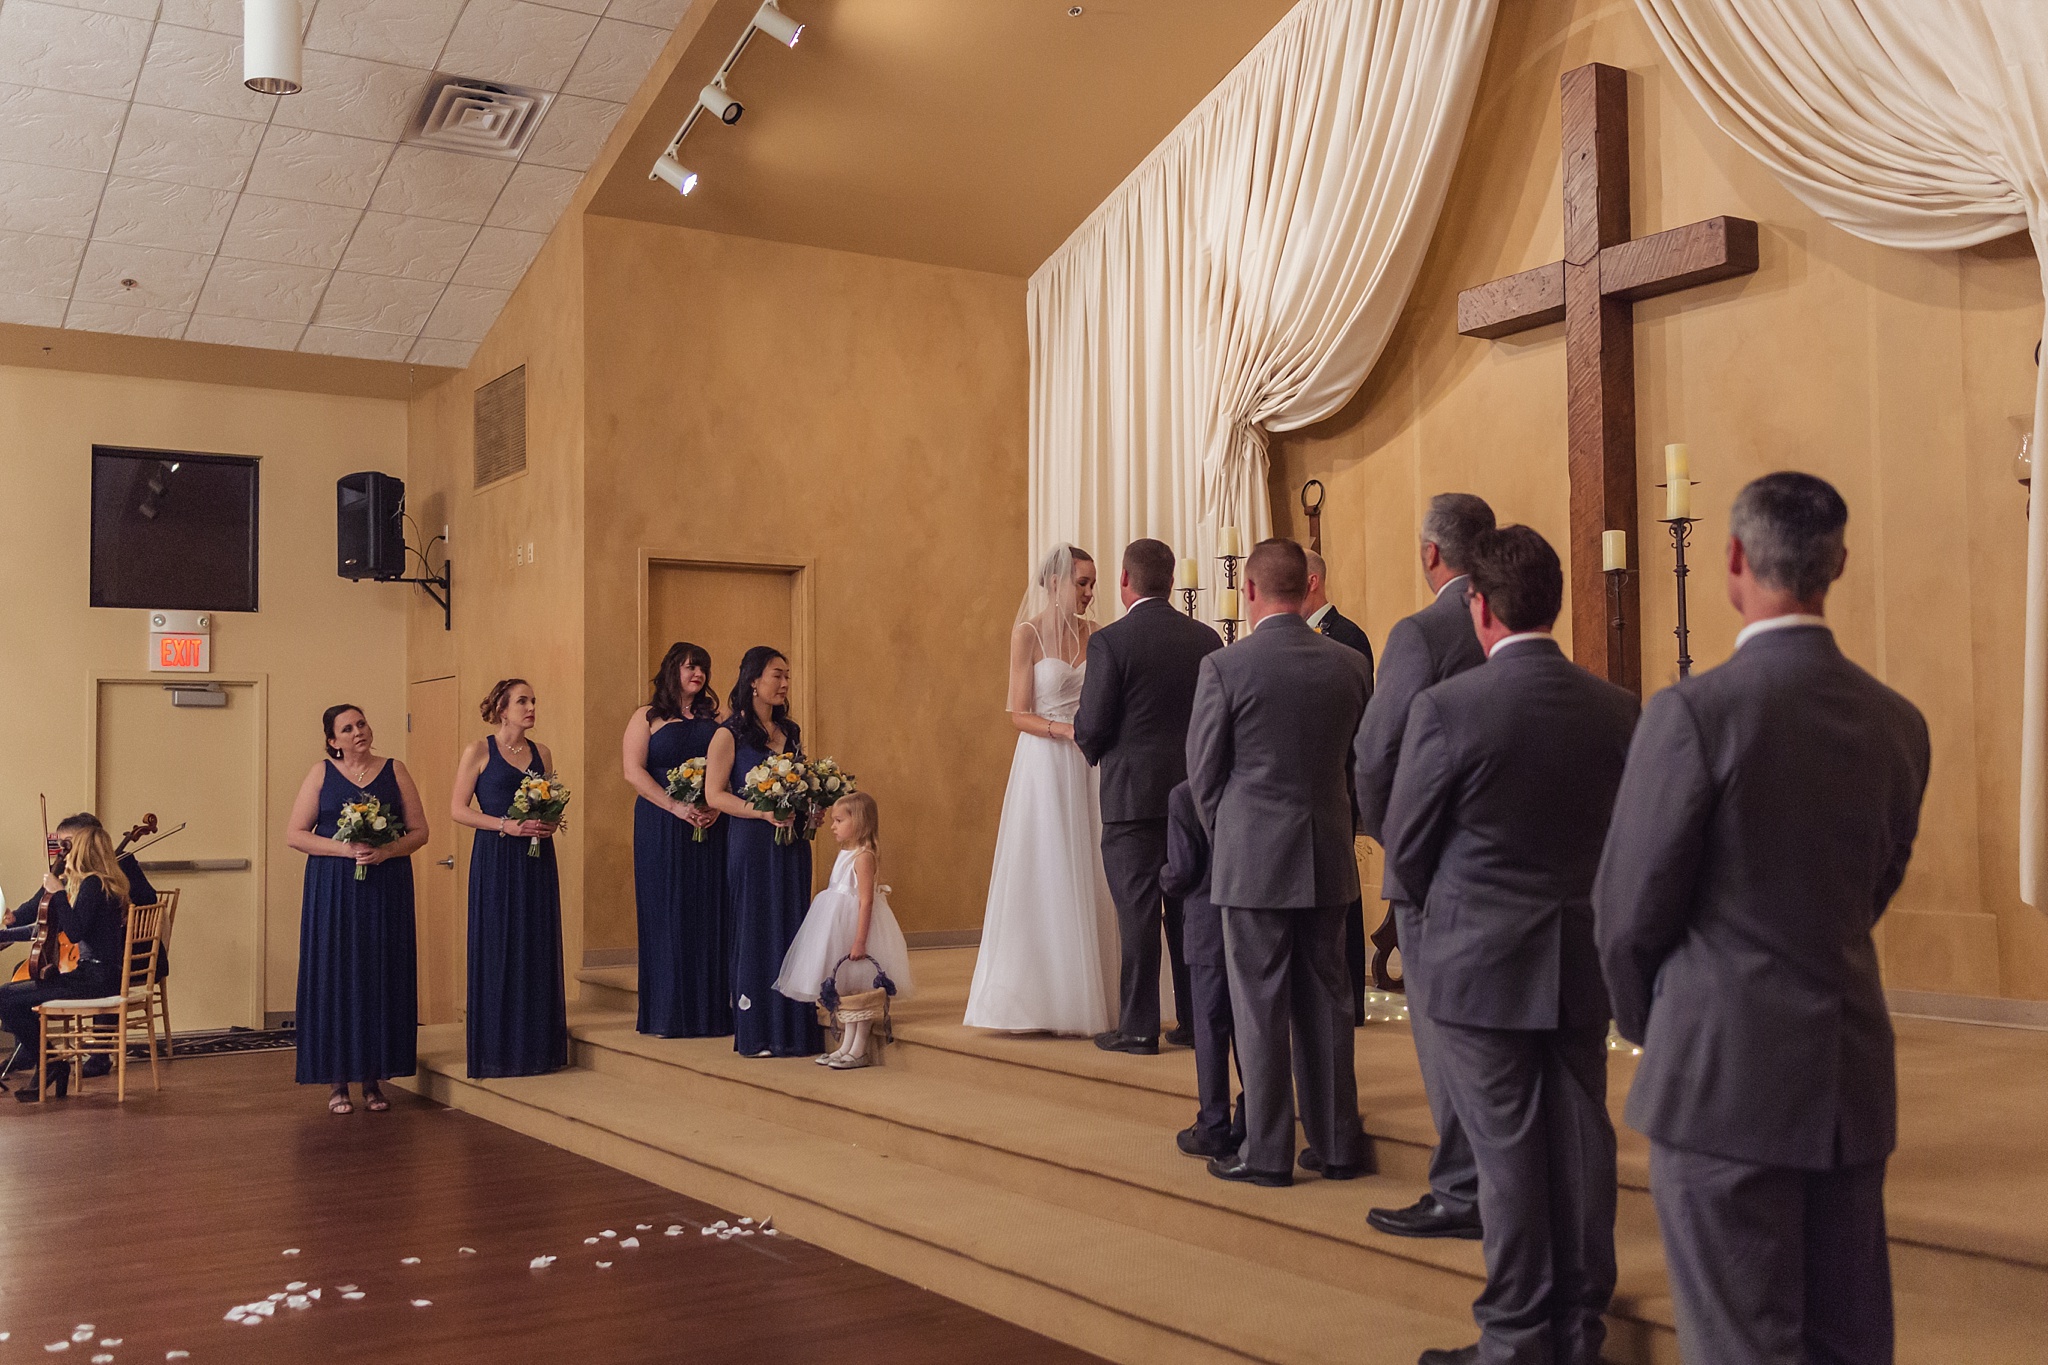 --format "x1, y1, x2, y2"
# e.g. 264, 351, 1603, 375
0, 1050, 1103, 1364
